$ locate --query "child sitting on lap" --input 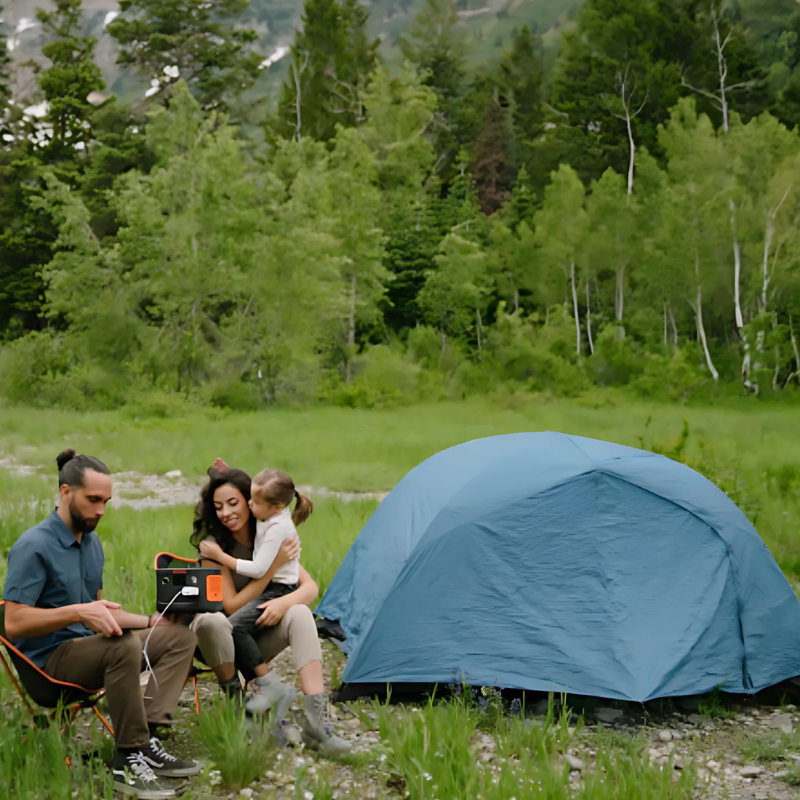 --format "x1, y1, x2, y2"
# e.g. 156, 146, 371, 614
199, 468, 313, 716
